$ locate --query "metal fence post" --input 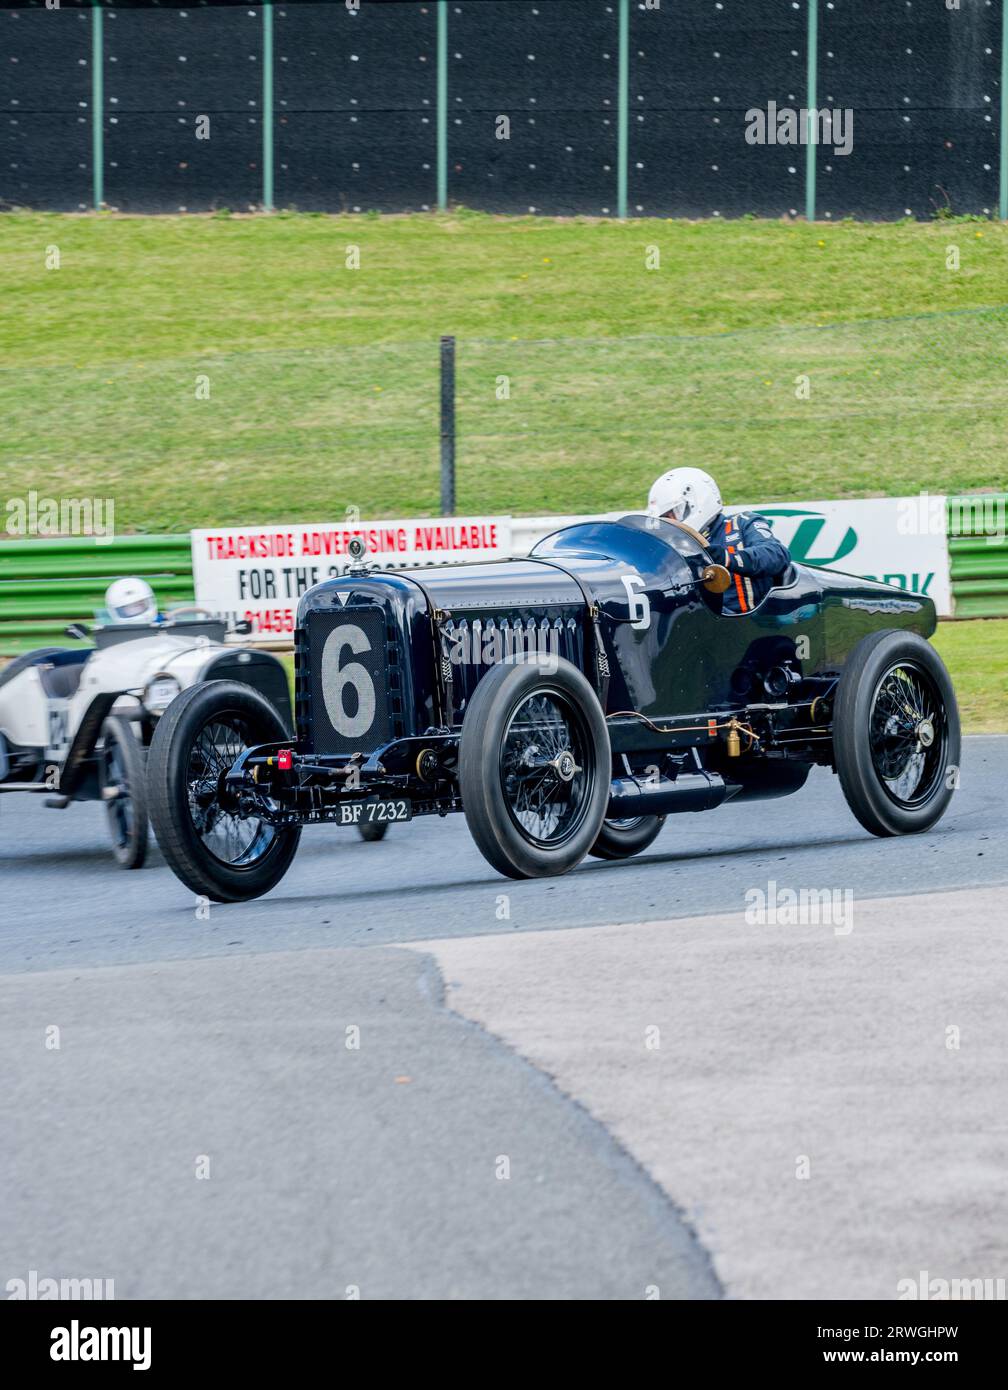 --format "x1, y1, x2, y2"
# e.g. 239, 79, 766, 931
263, 1, 275, 209
1000, 0, 1008, 220
437, 1, 448, 210
91, 1, 103, 210
440, 335, 456, 515
617, 0, 629, 219
805, 0, 818, 222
